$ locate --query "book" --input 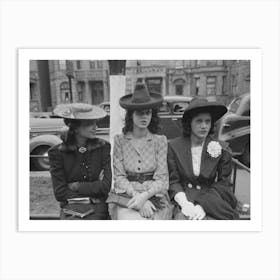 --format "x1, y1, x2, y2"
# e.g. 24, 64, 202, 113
62, 203, 95, 218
